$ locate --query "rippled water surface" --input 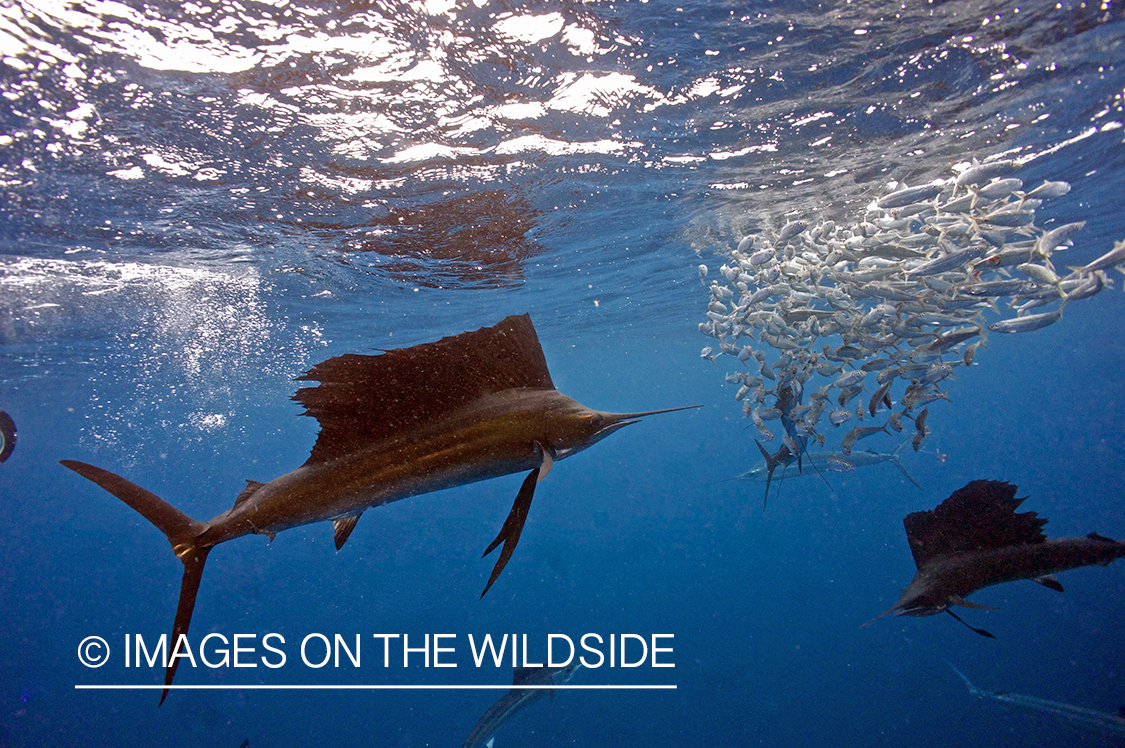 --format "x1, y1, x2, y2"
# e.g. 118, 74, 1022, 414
2, 1, 1125, 746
